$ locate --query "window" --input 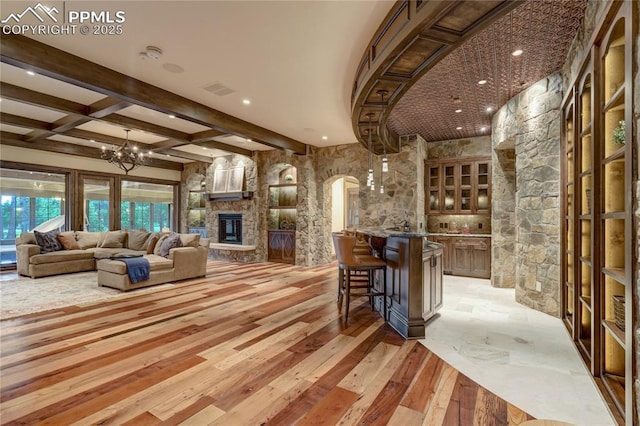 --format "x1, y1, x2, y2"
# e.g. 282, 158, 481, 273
121, 181, 174, 232
0, 168, 67, 266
